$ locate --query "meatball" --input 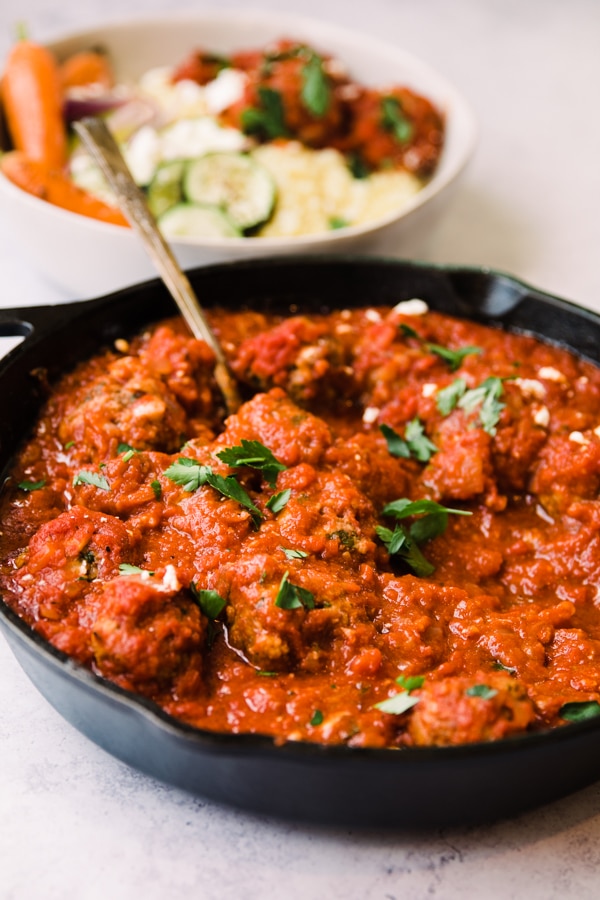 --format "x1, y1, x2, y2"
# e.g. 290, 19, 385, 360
408, 672, 535, 746
91, 571, 205, 699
